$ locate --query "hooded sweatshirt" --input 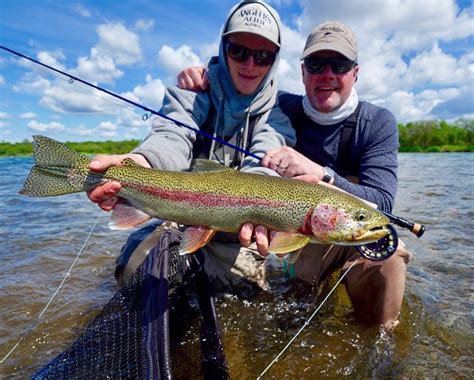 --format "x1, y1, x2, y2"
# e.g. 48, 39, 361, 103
132, 1, 295, 175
